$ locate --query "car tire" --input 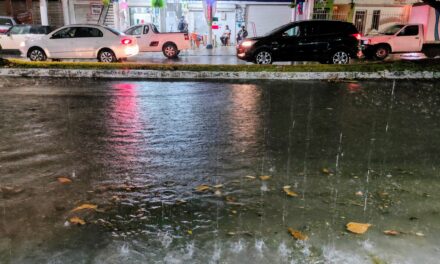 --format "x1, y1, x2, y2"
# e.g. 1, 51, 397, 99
254, 50, 273, 64
374, 45, 390, 60
163, 43, 178, 59
330, 50, 350, 64
98, 49, 117, 63
28, 47, 47, 62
